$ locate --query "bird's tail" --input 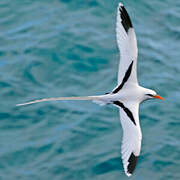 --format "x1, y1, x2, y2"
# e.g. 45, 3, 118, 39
16, 95, 105, 107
